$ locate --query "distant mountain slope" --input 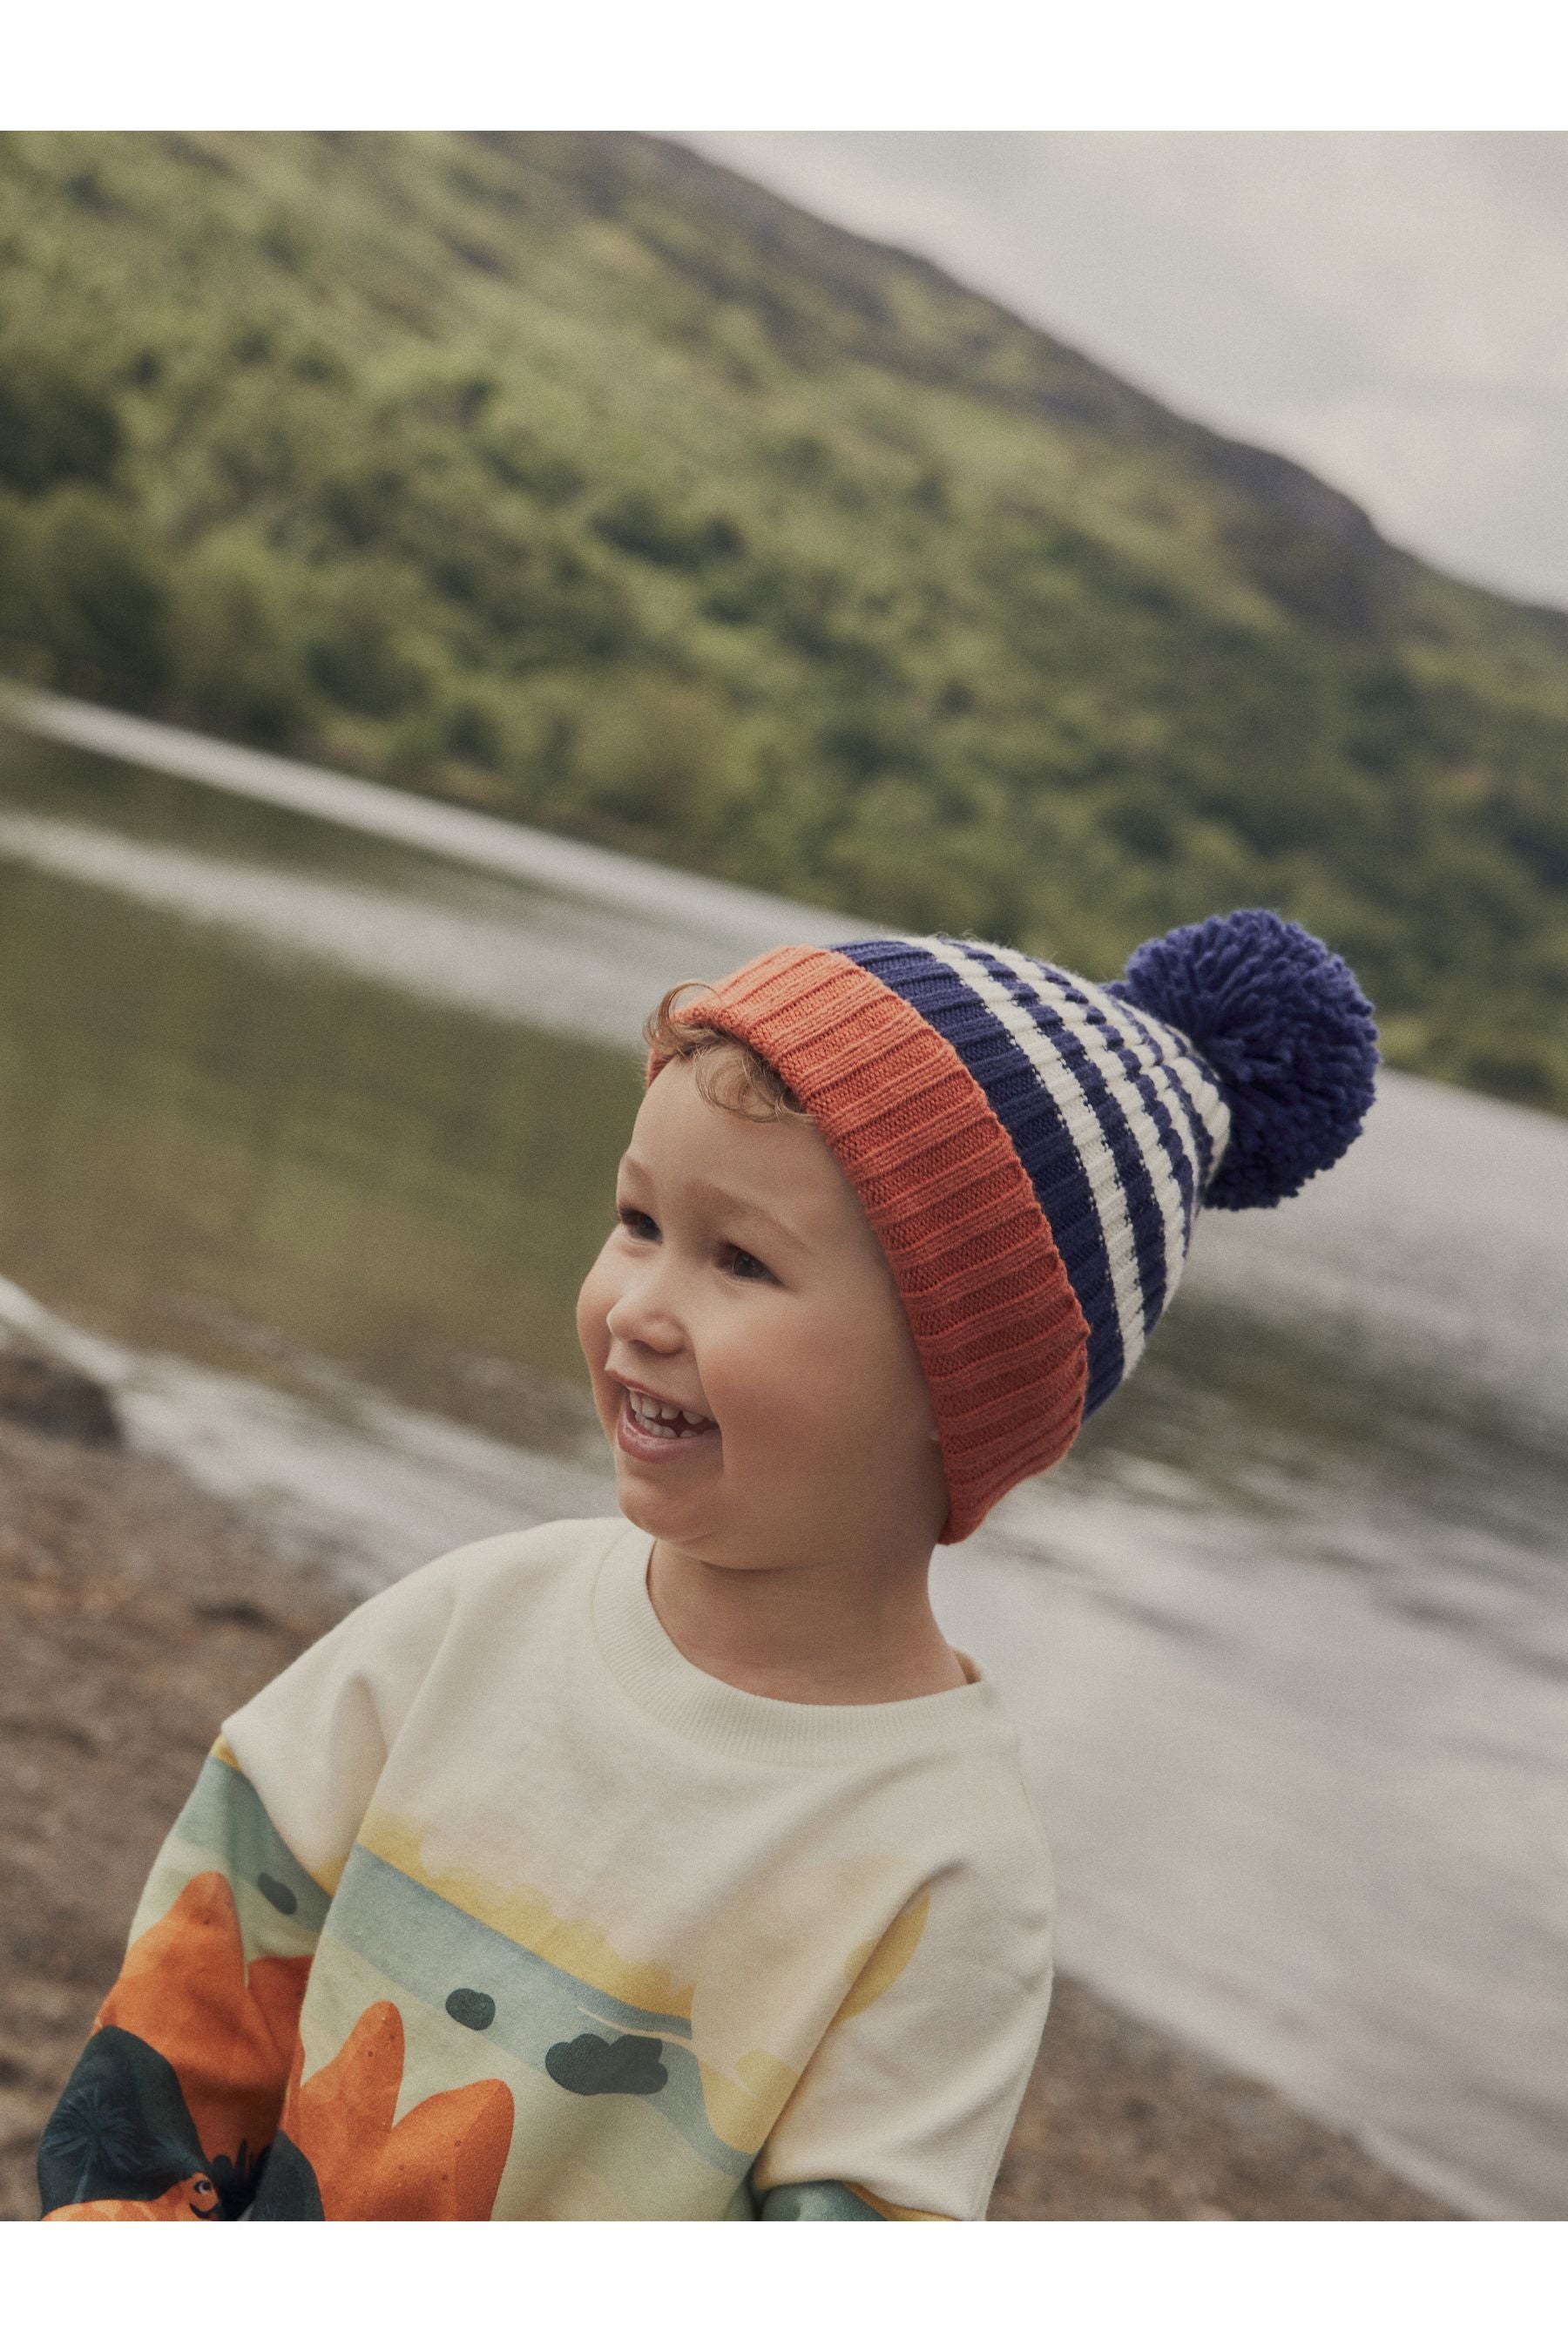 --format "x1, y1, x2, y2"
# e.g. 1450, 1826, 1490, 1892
0, 129, 1565, 1114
